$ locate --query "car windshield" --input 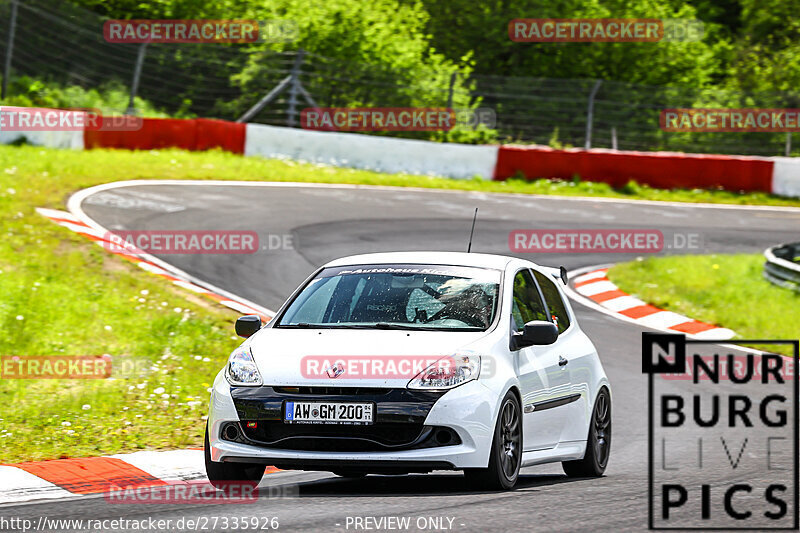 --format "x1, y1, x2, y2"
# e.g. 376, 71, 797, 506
277, 264, 501, 331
